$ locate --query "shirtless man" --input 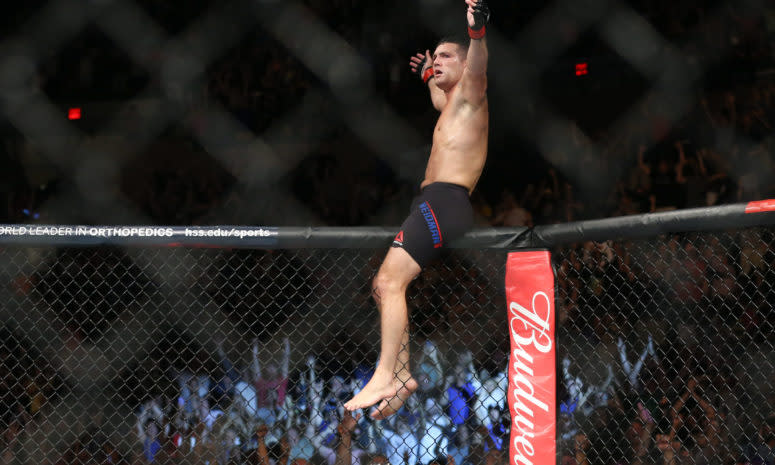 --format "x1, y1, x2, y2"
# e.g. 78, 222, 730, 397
344, 0, 489, 419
